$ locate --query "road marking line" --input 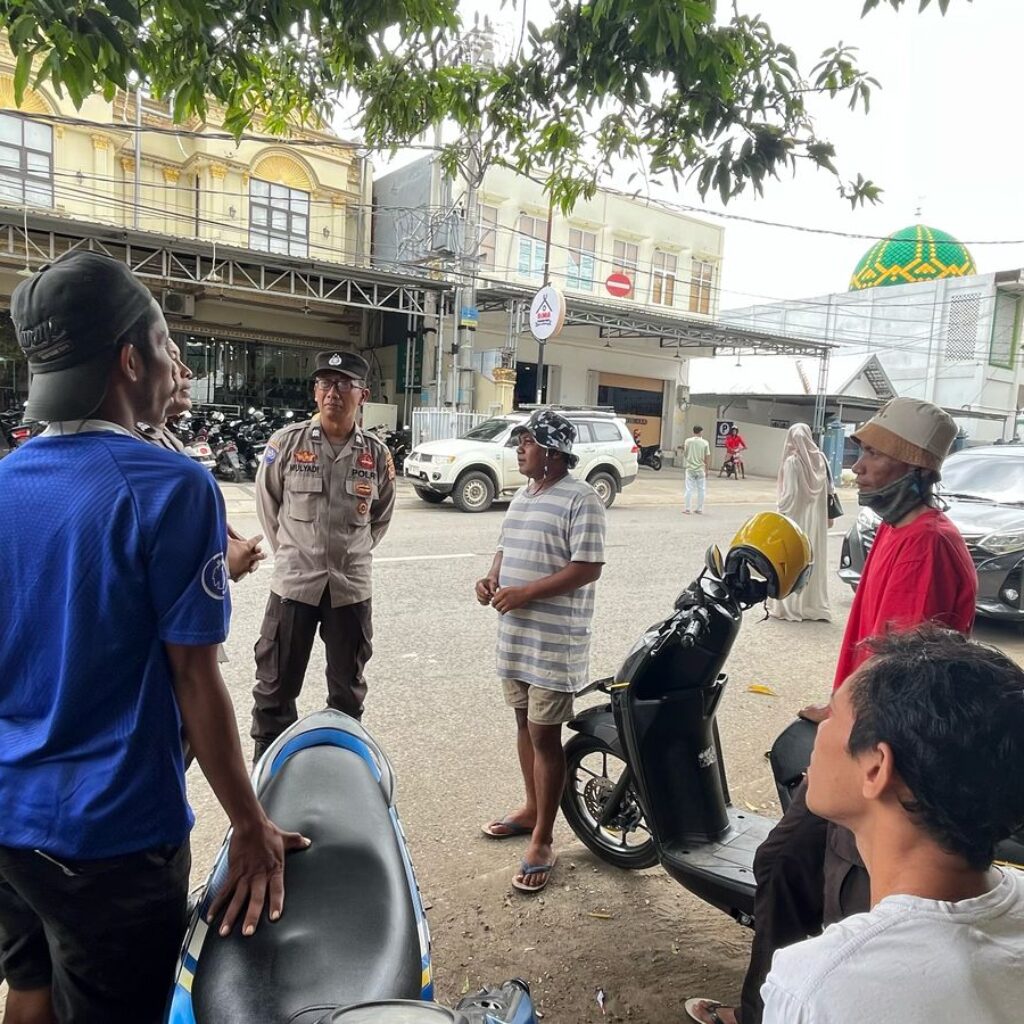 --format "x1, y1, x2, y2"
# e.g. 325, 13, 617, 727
376, 553, 479, 563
